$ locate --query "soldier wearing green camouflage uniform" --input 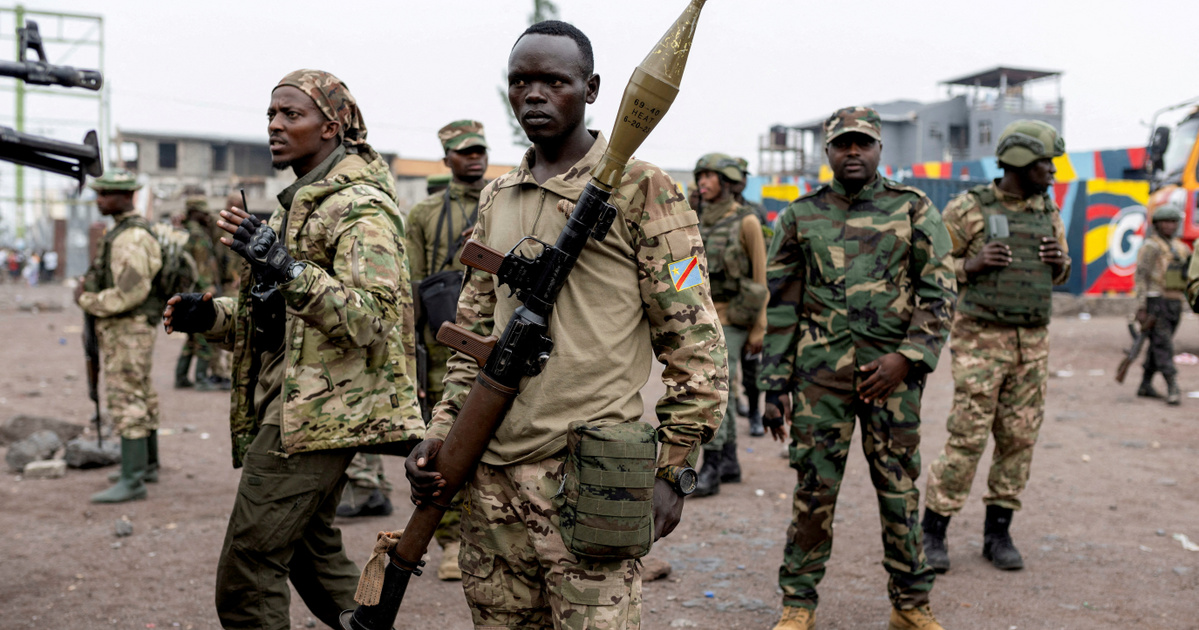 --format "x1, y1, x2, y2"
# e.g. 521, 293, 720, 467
760, 107, 956, 630
690, 152, 768, 498
77, 169, 163, 504
163, 69, 423, 630
1132, 192, 1190, 404
407, 21, 727, 630
175, 197, 221, 390
922, 120, 1071, 575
